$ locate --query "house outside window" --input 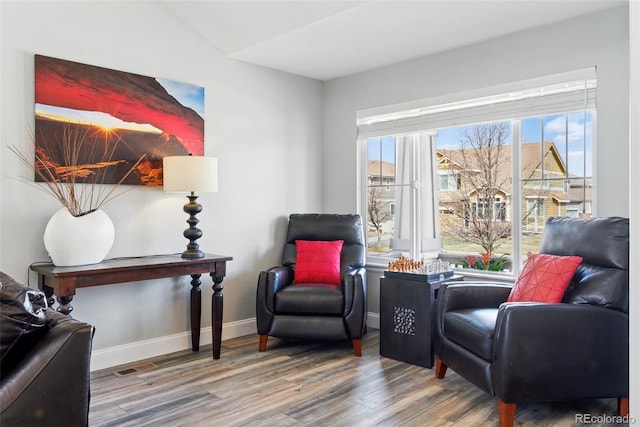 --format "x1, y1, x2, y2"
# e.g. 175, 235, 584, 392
358, 69, 595, 276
